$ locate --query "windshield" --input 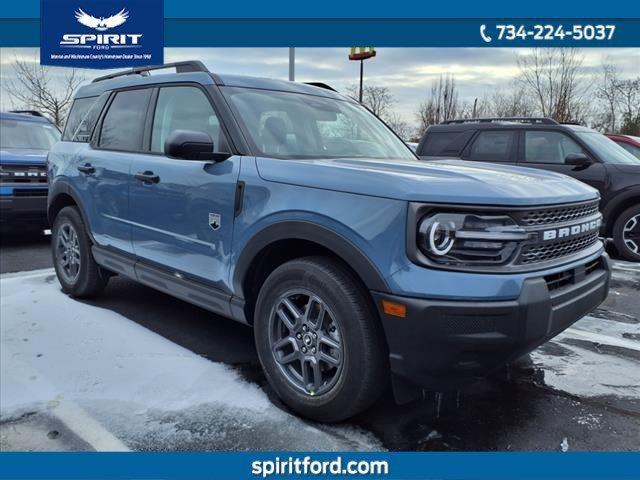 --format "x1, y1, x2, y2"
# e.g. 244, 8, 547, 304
222, 87, 415, 160
0, 119, 60, 150
577, 131, 640, 165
